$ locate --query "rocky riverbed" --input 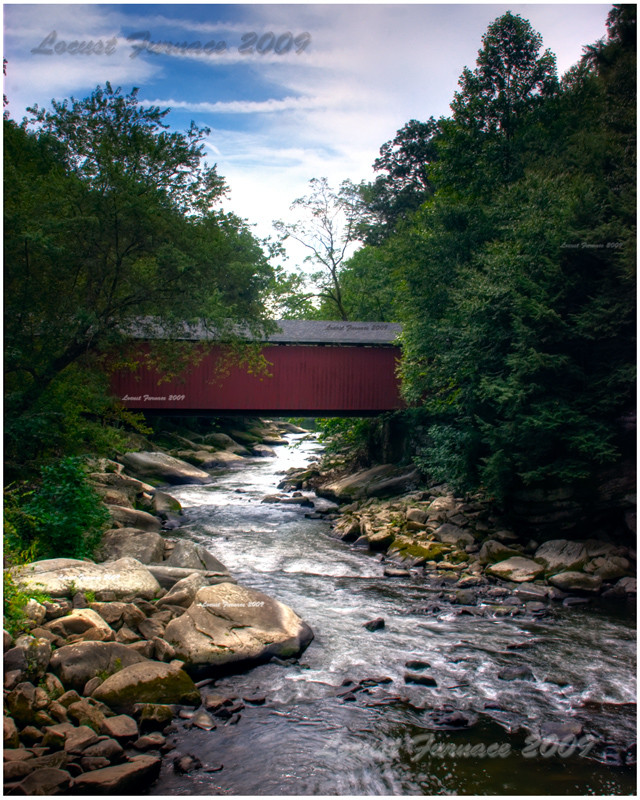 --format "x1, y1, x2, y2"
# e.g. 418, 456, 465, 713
3, 420, 636, 794
3, 419, 313, 795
